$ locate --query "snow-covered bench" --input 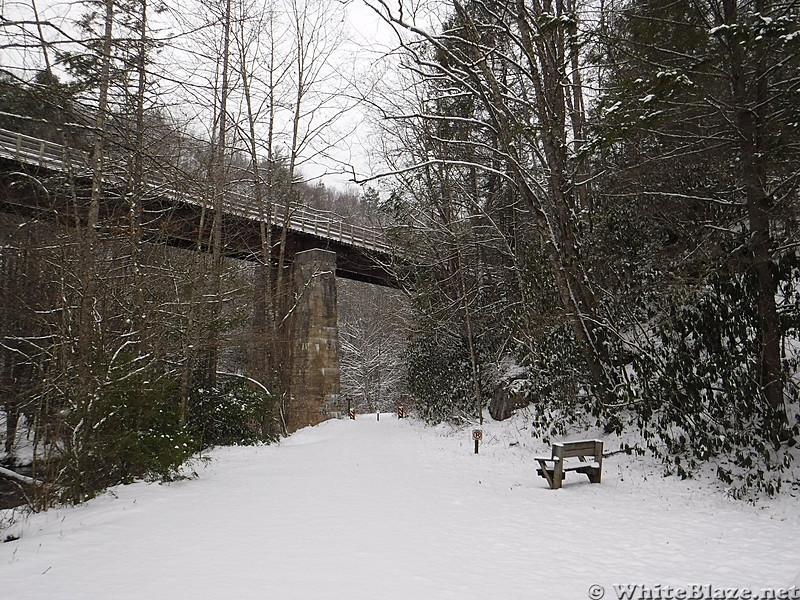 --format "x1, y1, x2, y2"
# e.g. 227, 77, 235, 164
535, 440, 603, 489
